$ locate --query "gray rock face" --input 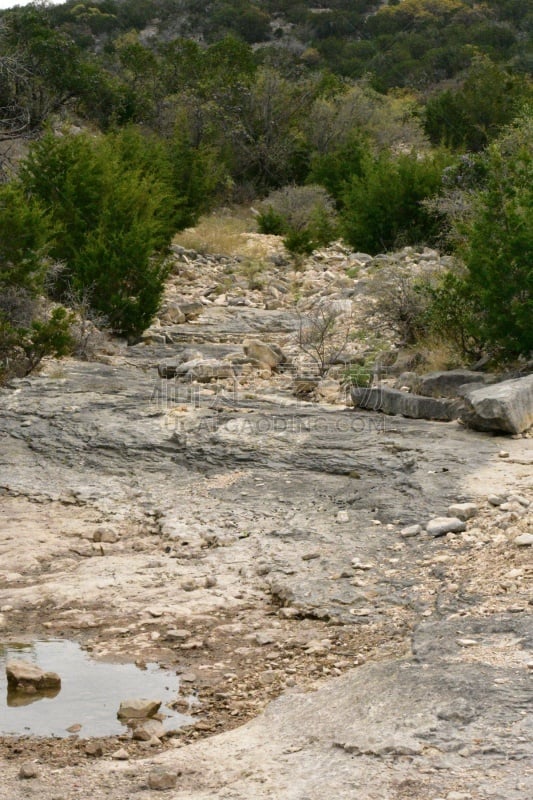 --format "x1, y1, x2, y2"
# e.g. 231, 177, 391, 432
351, 385, 462, 421
6, 661, 61, 692
462, 374, 533, 434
